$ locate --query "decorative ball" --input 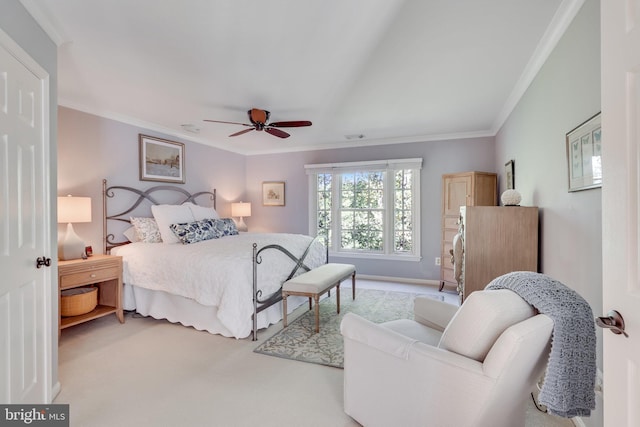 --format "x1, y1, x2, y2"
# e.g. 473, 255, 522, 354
501, 189, 522, 206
